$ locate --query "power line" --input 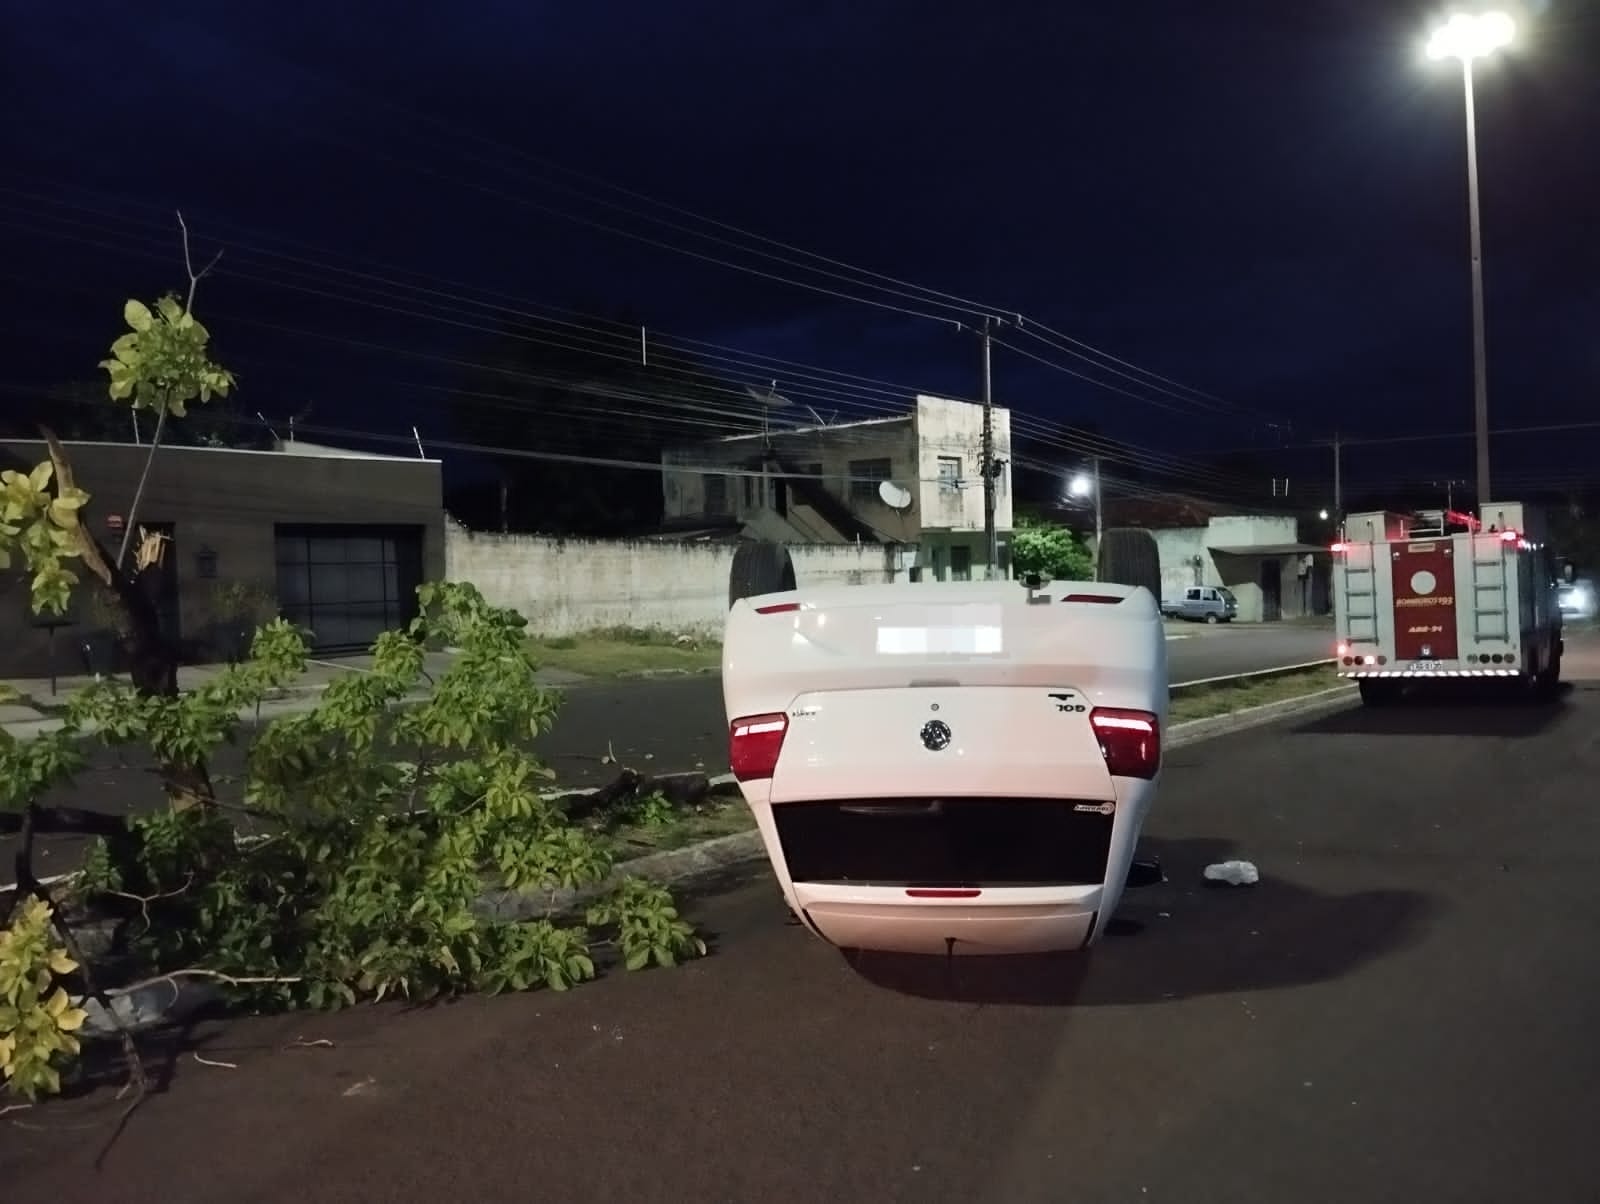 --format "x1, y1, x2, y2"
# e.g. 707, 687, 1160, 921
0, 211, 1276, 496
